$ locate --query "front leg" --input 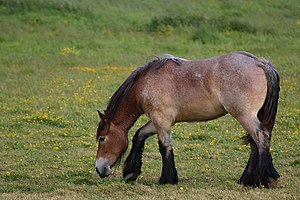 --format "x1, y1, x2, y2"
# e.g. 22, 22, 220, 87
123, 121, 156, 182
158, 137, 178, 185
151, 111, 178, 185
157, 129, 178, 185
